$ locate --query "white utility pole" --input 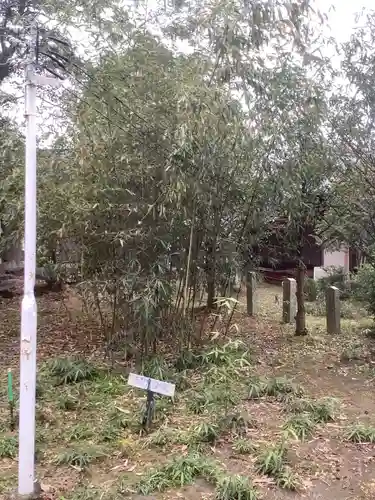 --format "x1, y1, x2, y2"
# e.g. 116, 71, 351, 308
18, 12, 38, 496
18, 6, 62, 495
